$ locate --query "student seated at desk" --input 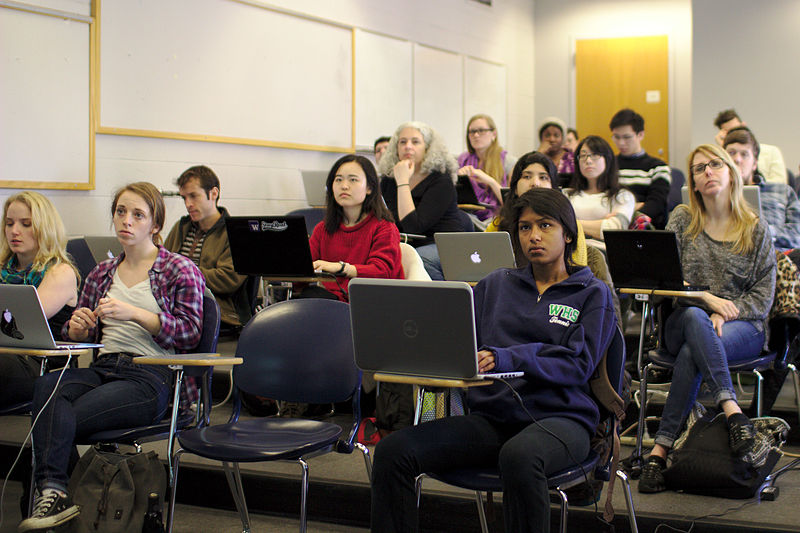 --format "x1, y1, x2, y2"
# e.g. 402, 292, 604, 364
378, 121, 465, 280
371, 188, 617, 532
20, 183, 205, 532
308, 154, 404, 301
638, 145, 776, 494
0, 192, 78, 409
